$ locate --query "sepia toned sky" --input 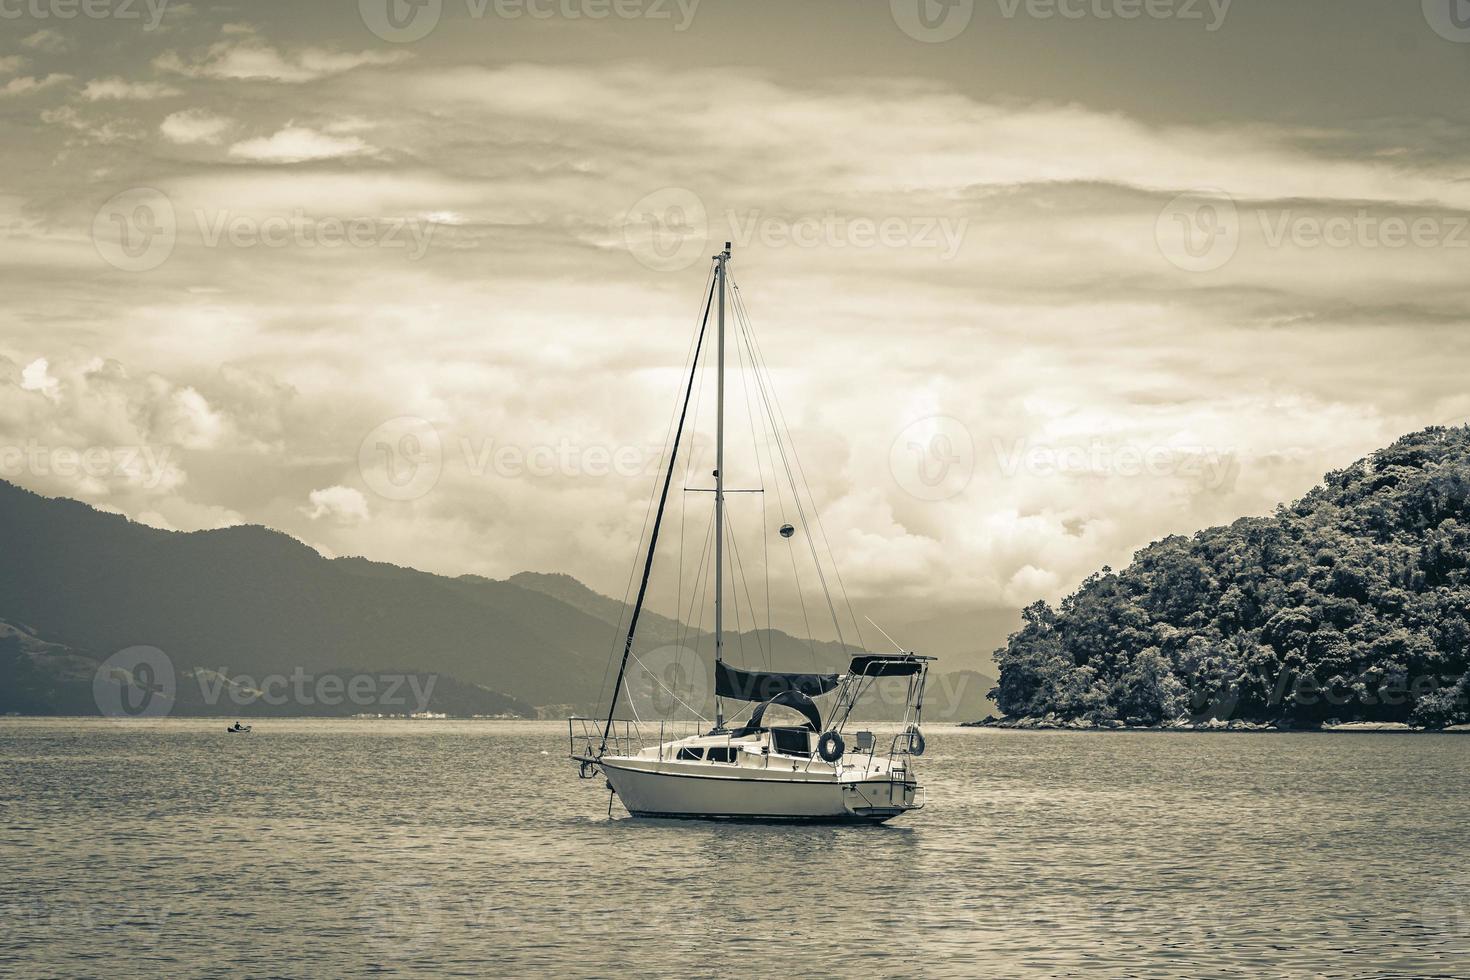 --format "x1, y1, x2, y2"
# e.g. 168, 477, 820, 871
3, 0, 1470, 645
